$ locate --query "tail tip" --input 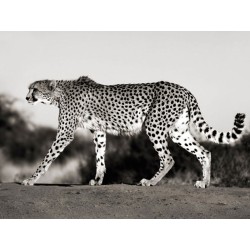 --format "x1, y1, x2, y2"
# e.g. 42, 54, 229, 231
235, 113, 246, 122
233, 113, 246, 139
